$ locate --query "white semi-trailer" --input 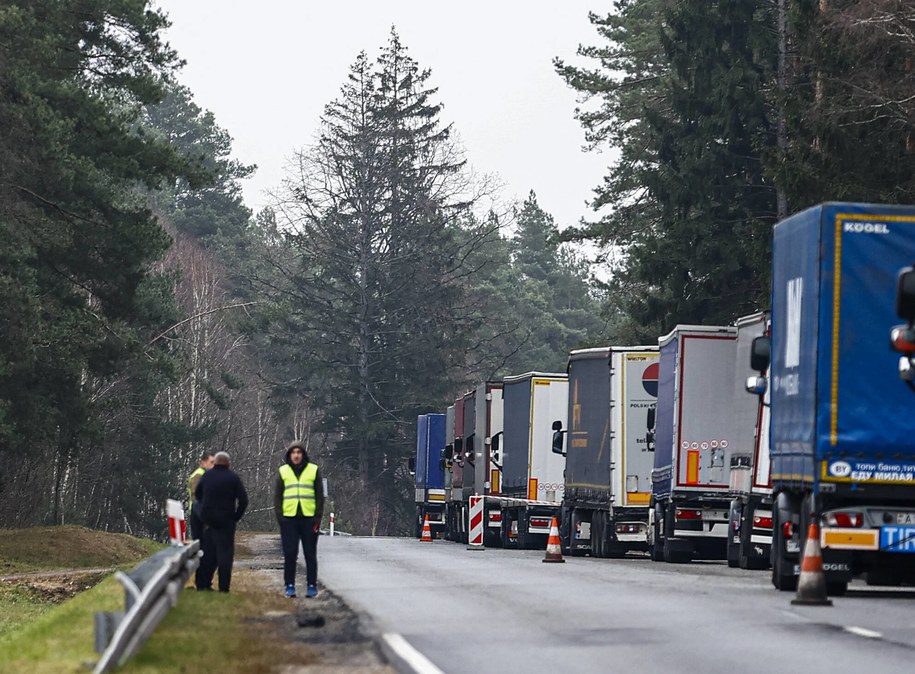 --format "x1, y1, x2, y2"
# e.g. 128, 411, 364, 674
491, 372, 568, 549
649, 326, 758, 563
558, 347, 659, 557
